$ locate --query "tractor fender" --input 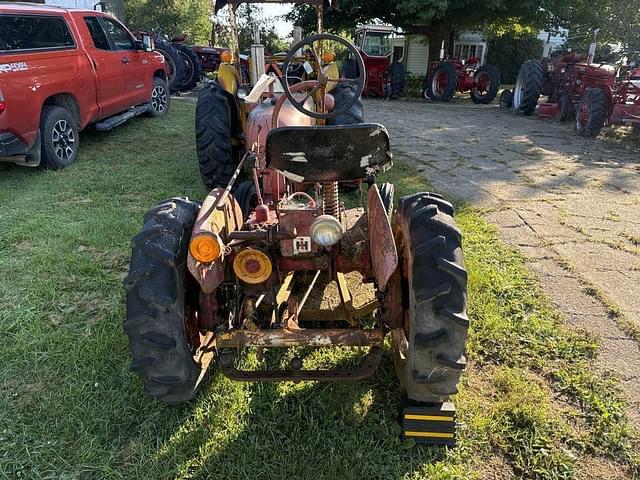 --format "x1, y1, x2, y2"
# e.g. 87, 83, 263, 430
367, 184, 398, 290
187, 187, 244, 293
